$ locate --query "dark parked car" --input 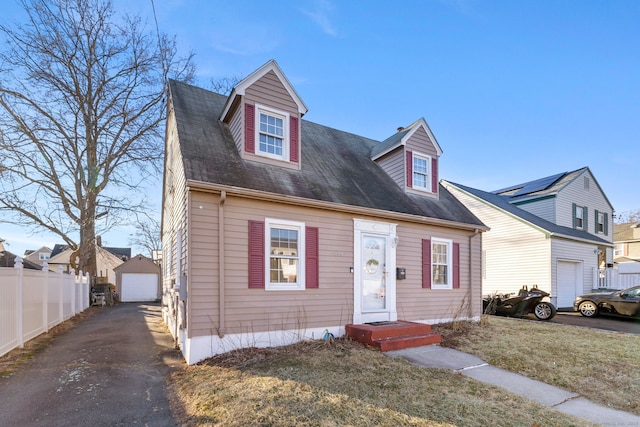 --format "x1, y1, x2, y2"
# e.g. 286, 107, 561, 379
573, 286, 640, 318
